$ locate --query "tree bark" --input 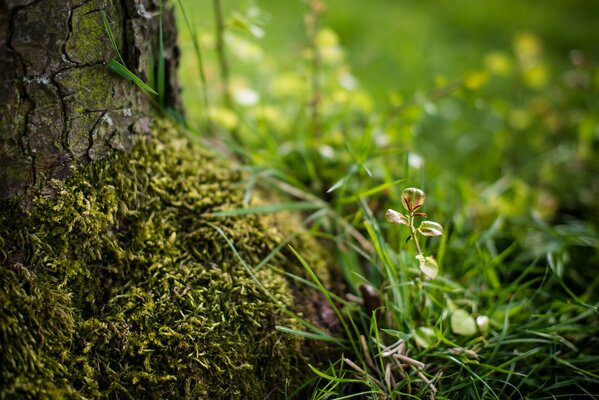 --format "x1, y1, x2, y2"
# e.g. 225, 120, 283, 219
0, 0, 180, 201
0, 4, 339, 397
